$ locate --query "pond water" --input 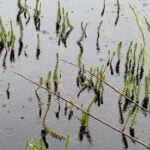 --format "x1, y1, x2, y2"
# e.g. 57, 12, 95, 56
0, 0, 150, 150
